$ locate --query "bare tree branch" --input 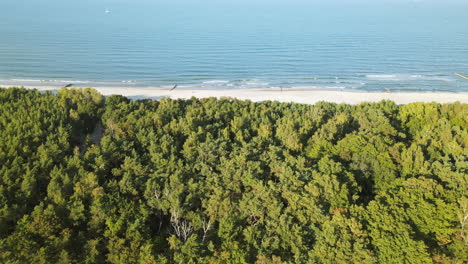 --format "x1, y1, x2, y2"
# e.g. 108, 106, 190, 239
202, 219, 212, 242
170, 209, 193, 242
